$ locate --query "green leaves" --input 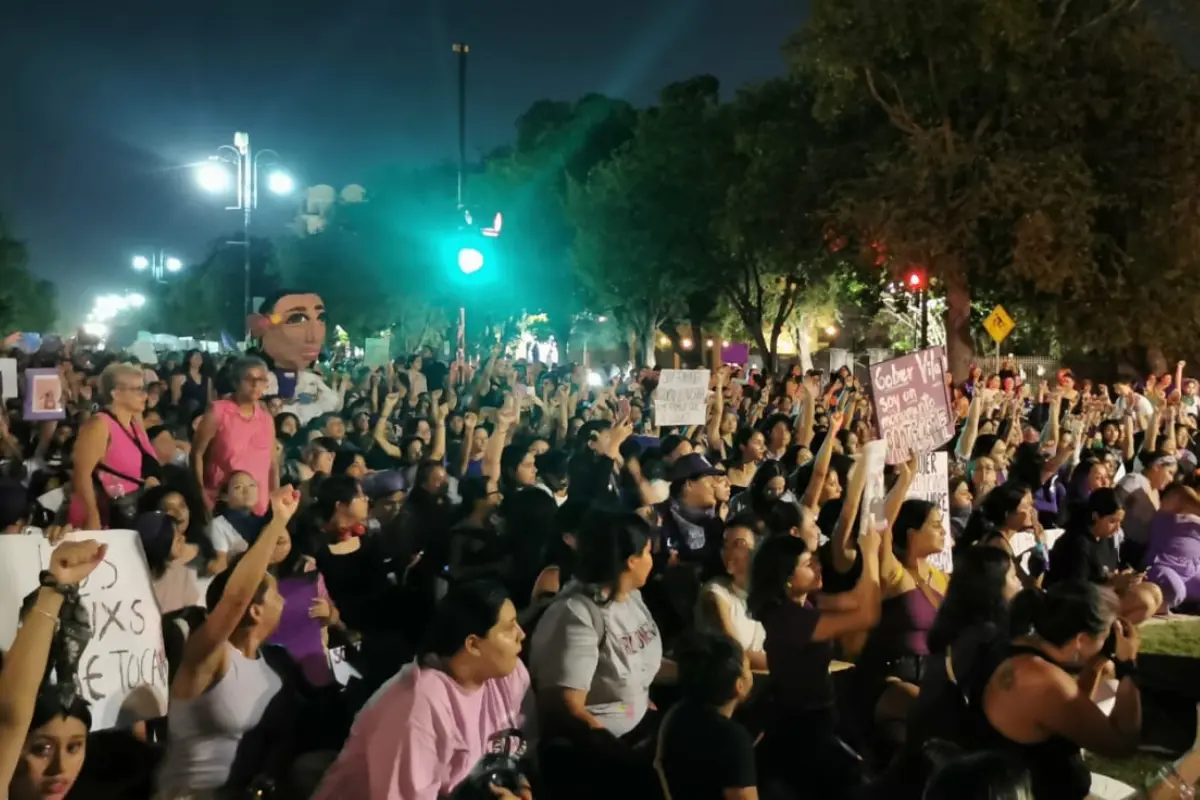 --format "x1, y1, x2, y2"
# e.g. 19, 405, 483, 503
0, 216, 58, 333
